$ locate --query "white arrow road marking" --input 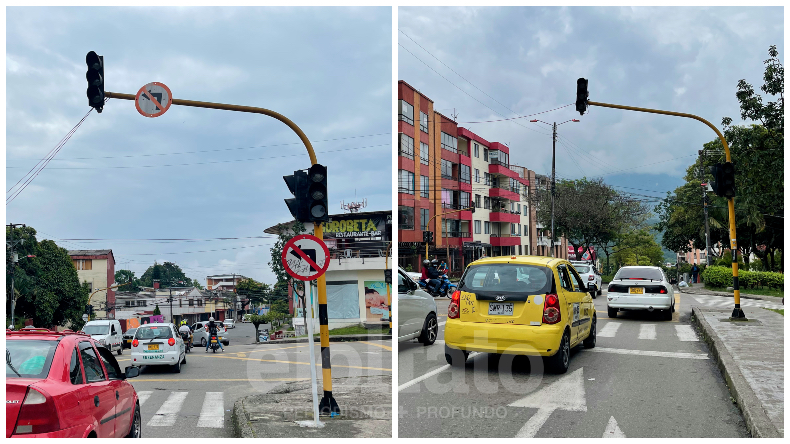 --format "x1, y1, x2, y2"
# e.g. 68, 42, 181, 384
588, 347, 708, 359
148, 391, 188, 427
598, 322, 621, 337
509, 367, 587, 438
137, 391, 152, 407
398, 351, 478, 392
674, 325, 699, 341
603, 416, 625, 438
638, 324, 656, 340
197, 392, 225, 428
